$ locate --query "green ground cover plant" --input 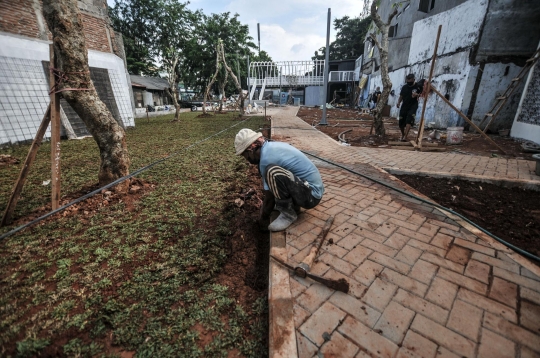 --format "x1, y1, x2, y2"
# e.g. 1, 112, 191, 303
0, 112, 269, 357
